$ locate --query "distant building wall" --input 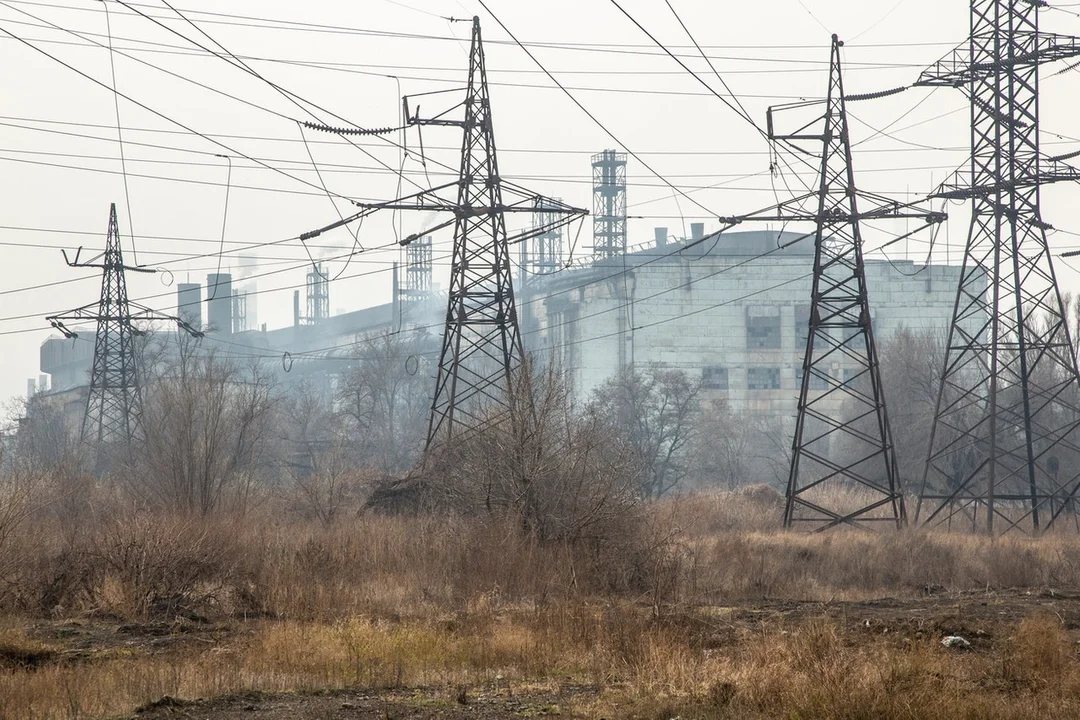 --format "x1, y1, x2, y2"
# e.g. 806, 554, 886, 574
529, 230, 971, 420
